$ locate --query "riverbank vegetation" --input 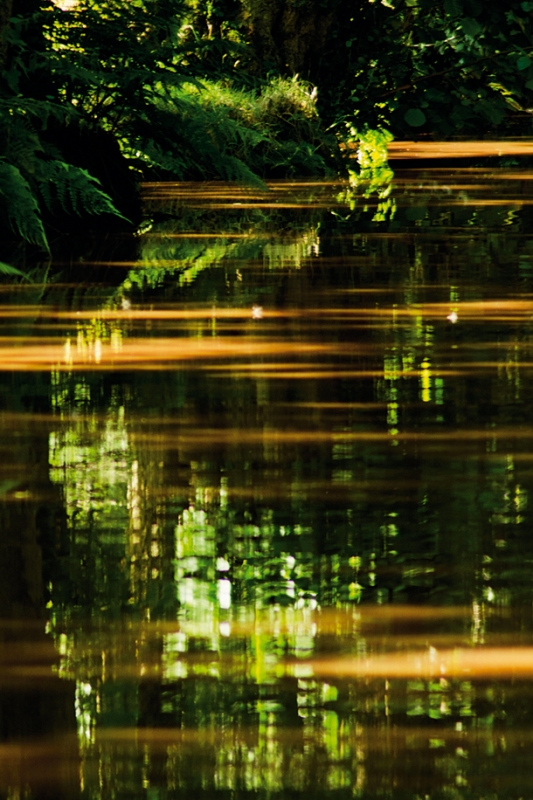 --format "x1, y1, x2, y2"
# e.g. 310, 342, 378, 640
1, 0, 533, 251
